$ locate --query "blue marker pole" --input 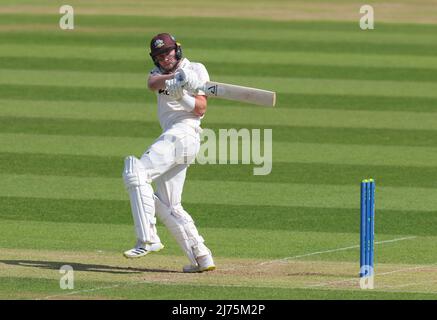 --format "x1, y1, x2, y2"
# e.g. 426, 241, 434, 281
369, 179, 375, 276
366, 180, 371, 275
360, 180, 367, 277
